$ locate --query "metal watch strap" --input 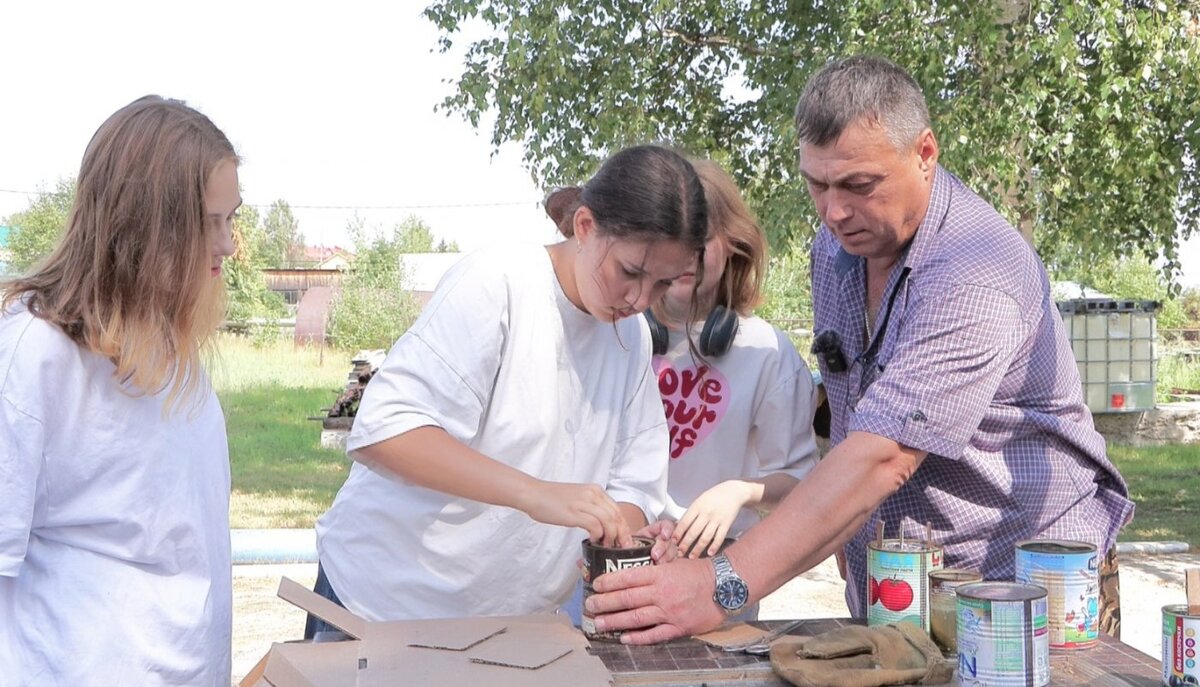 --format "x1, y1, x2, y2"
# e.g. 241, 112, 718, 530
713, 552, 736, 579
